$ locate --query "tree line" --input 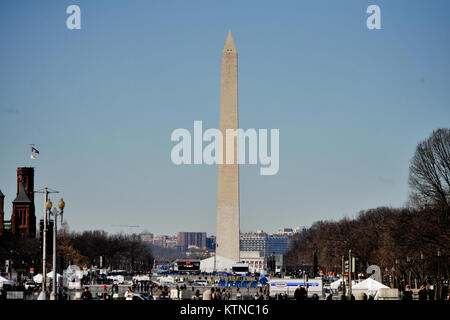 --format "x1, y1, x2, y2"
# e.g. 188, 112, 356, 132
0, 228, 154, 275
285, 128, 450, 286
